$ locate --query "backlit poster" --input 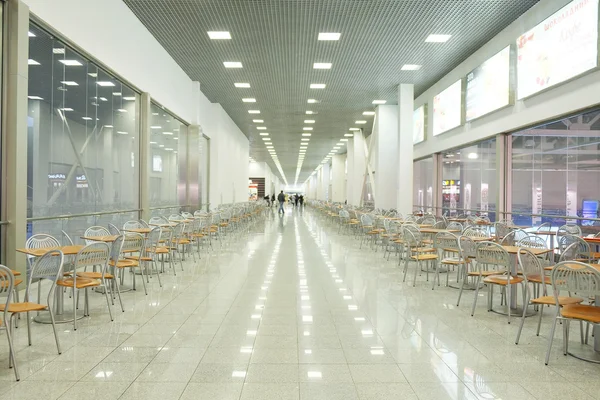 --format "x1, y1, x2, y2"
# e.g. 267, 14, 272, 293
466, 46, 511, 121
517, 0, 599, 99
433, 80, 462, 136
413, 105, 426, 144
